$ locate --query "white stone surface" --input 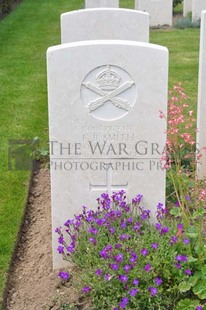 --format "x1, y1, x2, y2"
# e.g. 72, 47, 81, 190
61, 9, 149, 43
85, 0, 119, 8
47, 40, 168, 268
192, 0, 206, 21
135, 0, 173, 27
197, 10, 206, 179
183, 0, 193, 17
